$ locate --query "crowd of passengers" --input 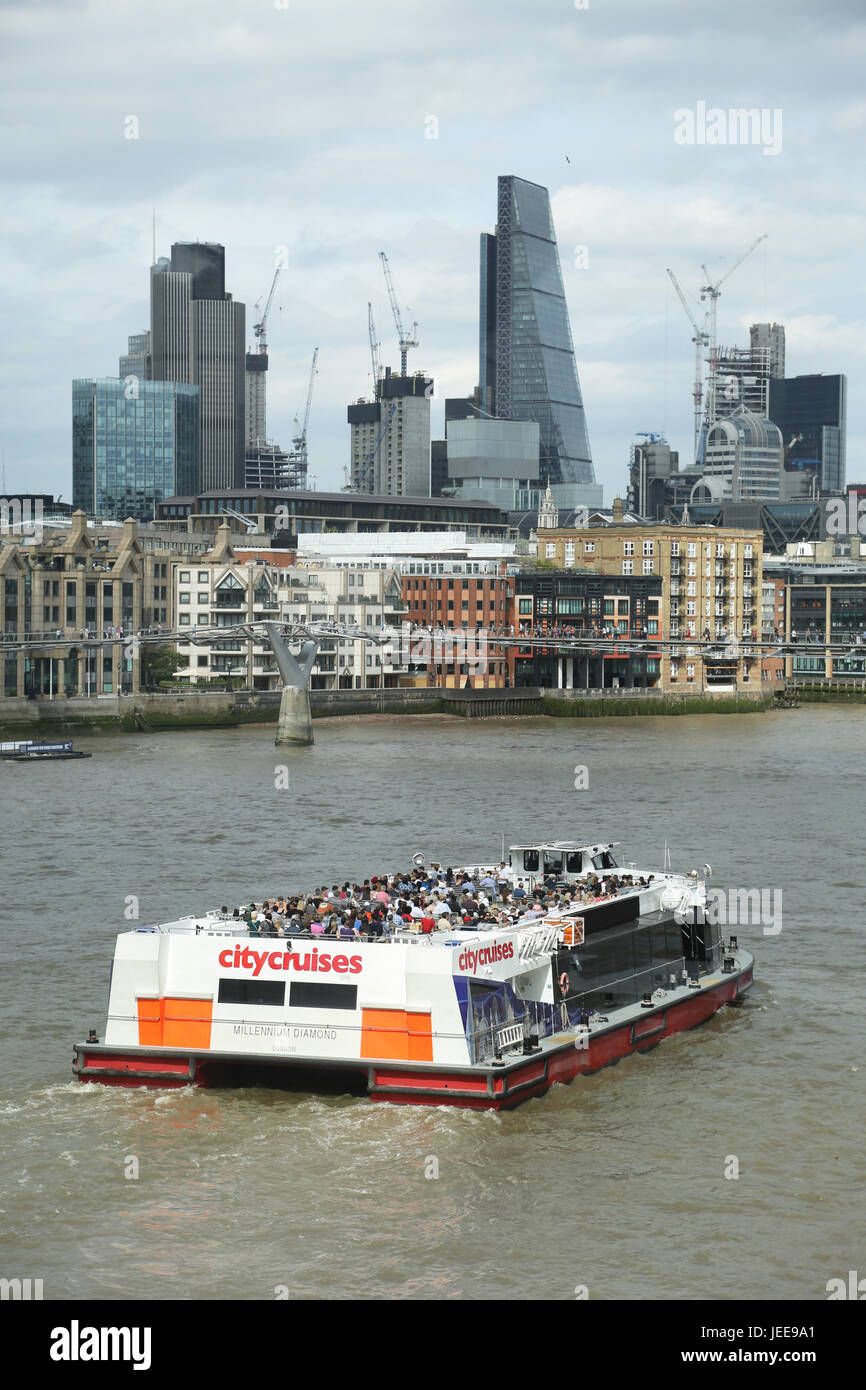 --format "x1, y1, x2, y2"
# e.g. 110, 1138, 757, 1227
216, 864, 656, 940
